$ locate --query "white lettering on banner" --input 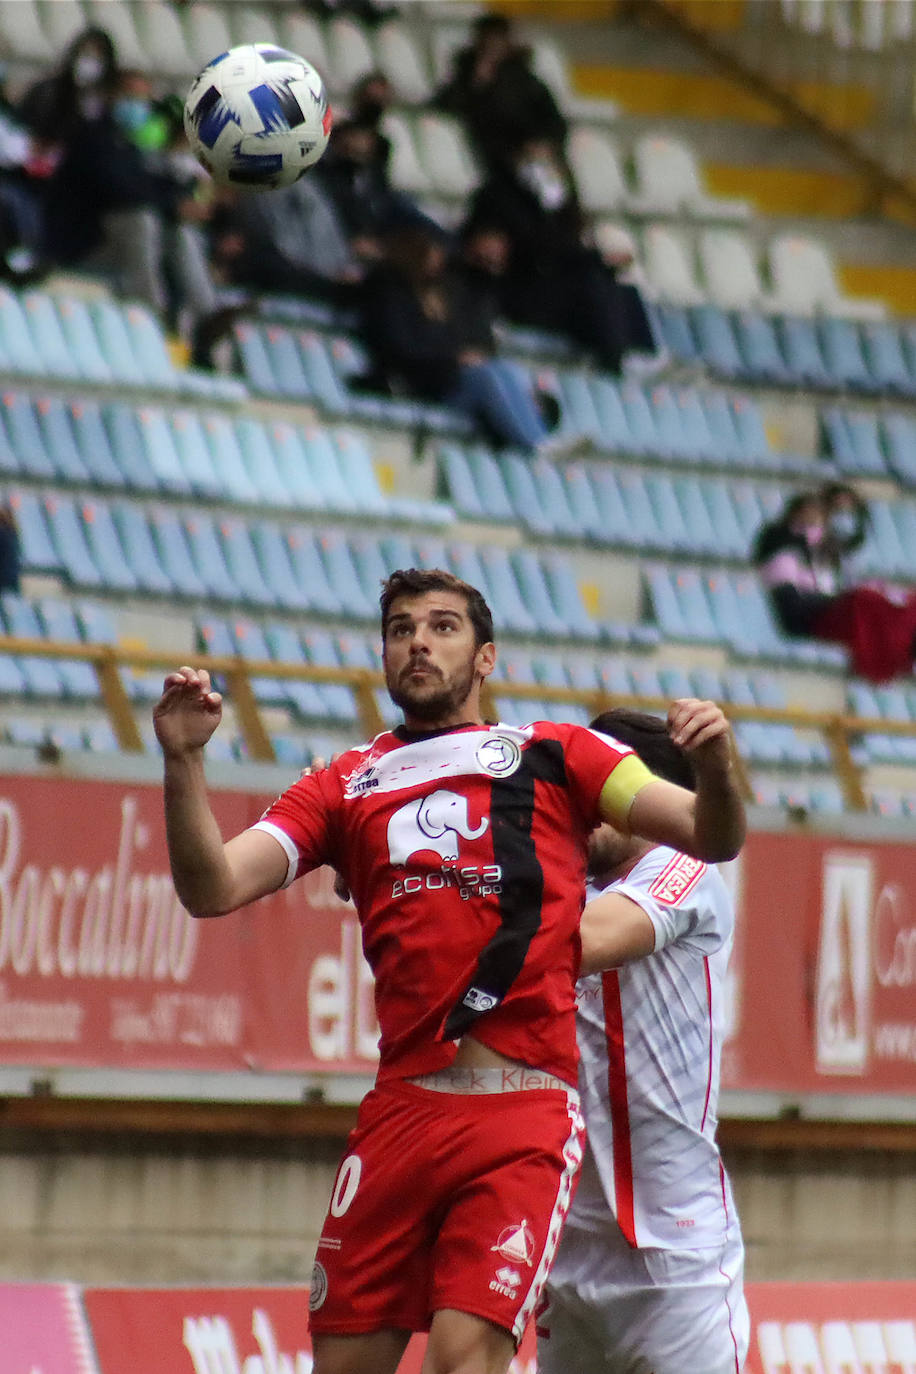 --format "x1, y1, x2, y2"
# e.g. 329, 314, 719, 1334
183, 1307, 313, 1374
873, 883, 916, 989
0, 980, 83, 1041
873, 1022, 916, 1063
815, 854, 873, 1076
110, 991, 242, 1049
757, 1317, 916, 1373
0, 795, 198, 986
307, 915, 379, 1063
